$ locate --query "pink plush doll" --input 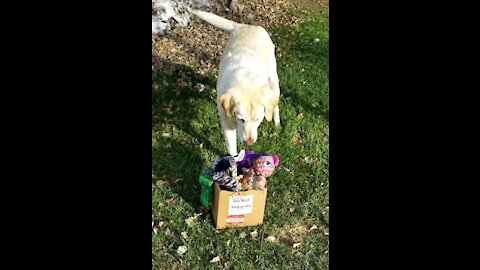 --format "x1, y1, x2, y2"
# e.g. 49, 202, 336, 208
250, 155, 279, 177
239, 152, 279, 190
